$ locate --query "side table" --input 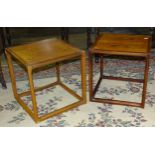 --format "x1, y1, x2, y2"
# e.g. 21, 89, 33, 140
89, 33, 151, 108
6, 38, 86, 123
